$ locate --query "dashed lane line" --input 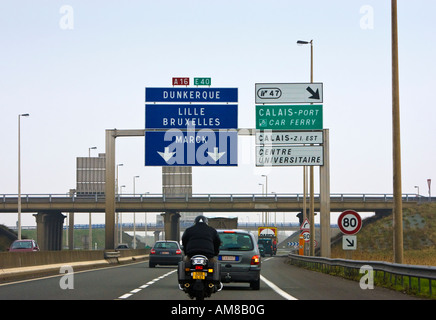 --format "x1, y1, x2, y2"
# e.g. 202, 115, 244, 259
117, 269, 177, 300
